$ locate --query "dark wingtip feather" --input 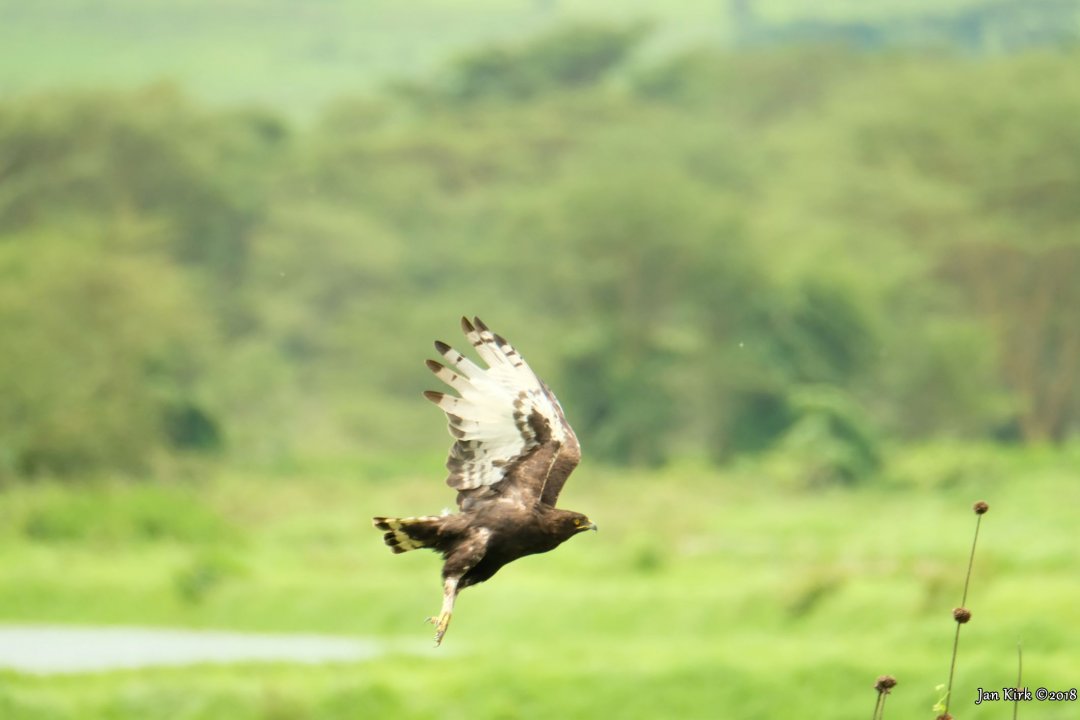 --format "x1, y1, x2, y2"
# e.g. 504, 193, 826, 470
373, 517, 390, 530
434, 340, 451, 354
422, 390, 444, 403
425, 359, 444, 373
383, 532, 407, 553
460, 316, 474, 333
473, 316, 489, 332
